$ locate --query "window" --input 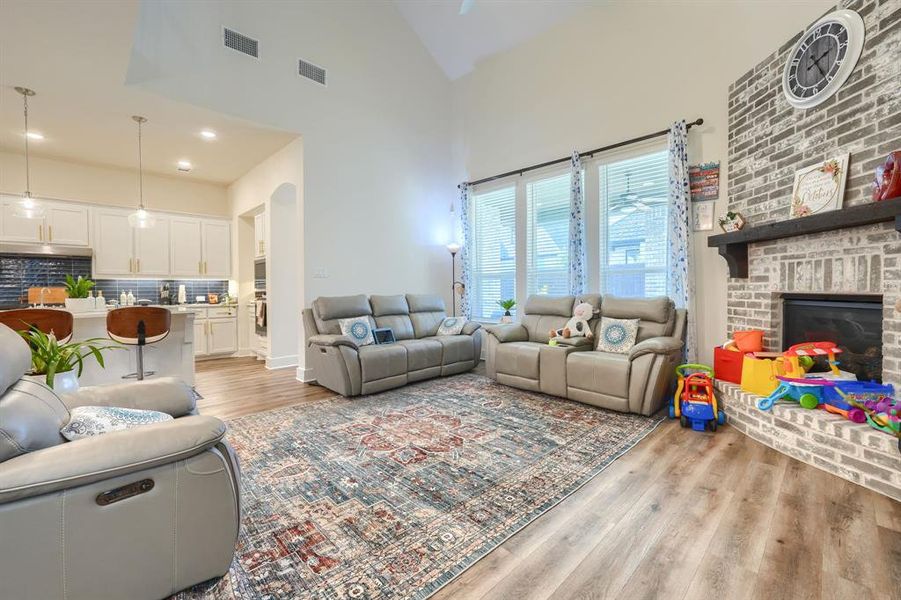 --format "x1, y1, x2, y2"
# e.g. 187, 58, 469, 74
599, 150, 668, 298
471, 185, 516, 321
526, 172, 570, 296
